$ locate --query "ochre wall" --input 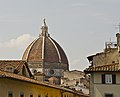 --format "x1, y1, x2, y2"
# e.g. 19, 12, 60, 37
0, 78, 61, 97
0, 78, 87, 97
